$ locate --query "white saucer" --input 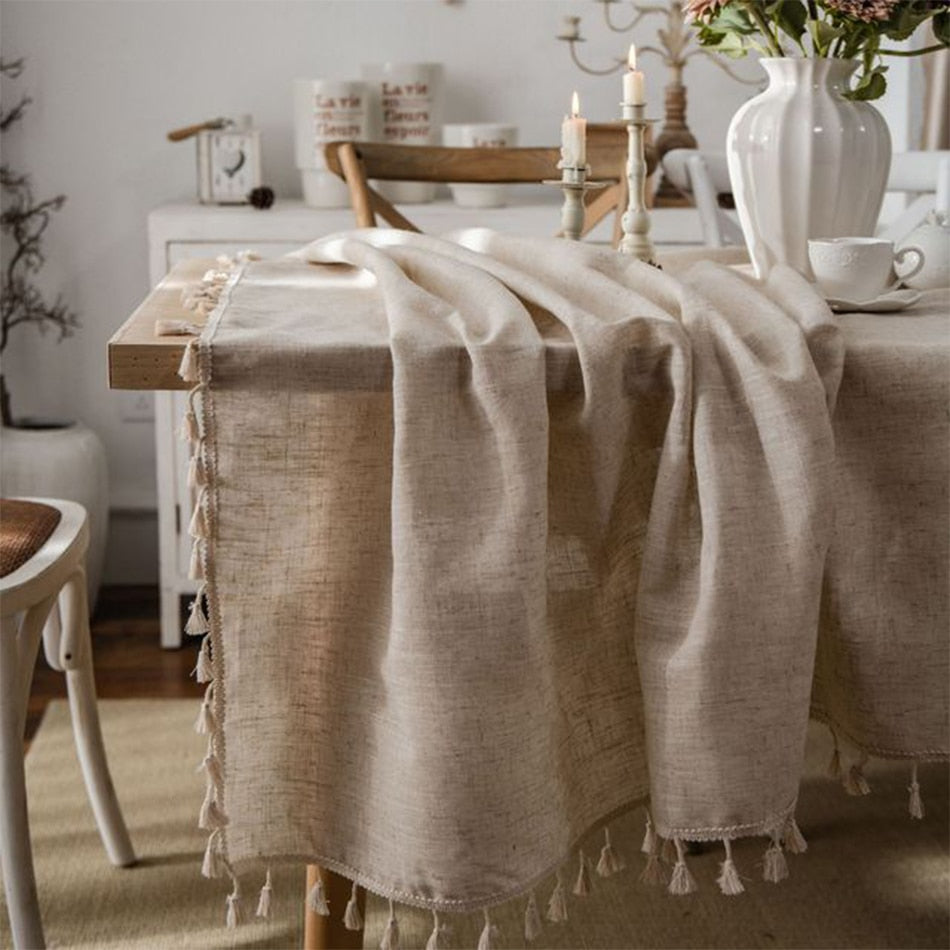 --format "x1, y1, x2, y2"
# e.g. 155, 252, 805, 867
825, 287, 922, 313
